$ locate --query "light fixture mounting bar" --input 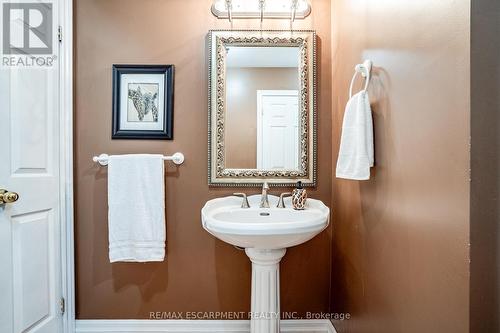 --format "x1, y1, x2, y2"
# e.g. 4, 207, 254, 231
211, 0, 311, 20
